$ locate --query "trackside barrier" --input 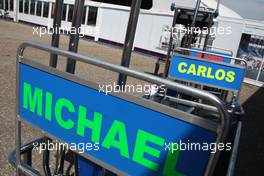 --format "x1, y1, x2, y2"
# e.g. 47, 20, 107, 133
14, 42, 230, 176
